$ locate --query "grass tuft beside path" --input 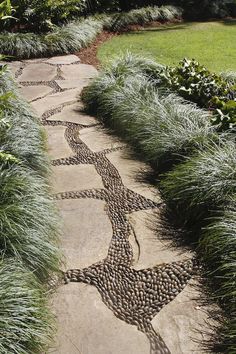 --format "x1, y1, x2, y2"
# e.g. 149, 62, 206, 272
98, 20, 236, 73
